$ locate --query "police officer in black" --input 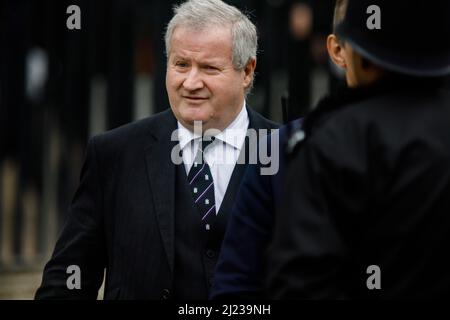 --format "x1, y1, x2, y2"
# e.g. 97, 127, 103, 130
267, 0, 450, 299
